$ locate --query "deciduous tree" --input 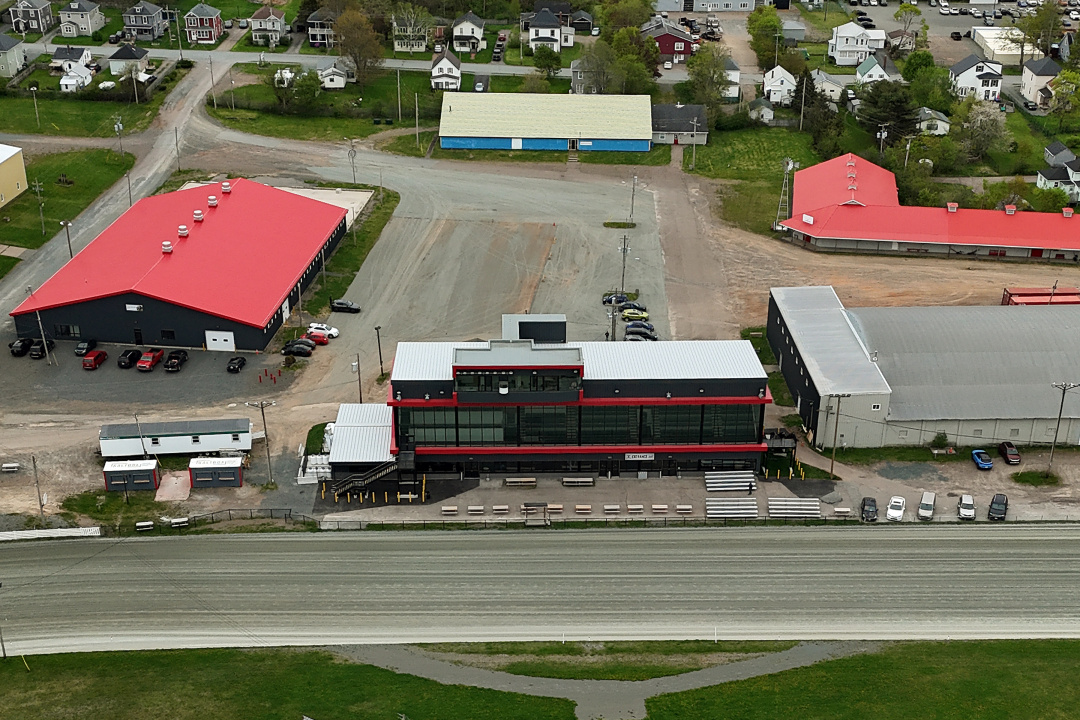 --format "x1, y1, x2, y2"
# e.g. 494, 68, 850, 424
533, 45, 562, 79
336, 8, 384, 85
579, 39, 619, 94
686, 43, 735, 110
893, 2, 921, 35
1048, 69, 1080, 132
954, 96, 1010, 160
746, 5, 783, 68
900, 49, 935, 82
858, 81, 918, 146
